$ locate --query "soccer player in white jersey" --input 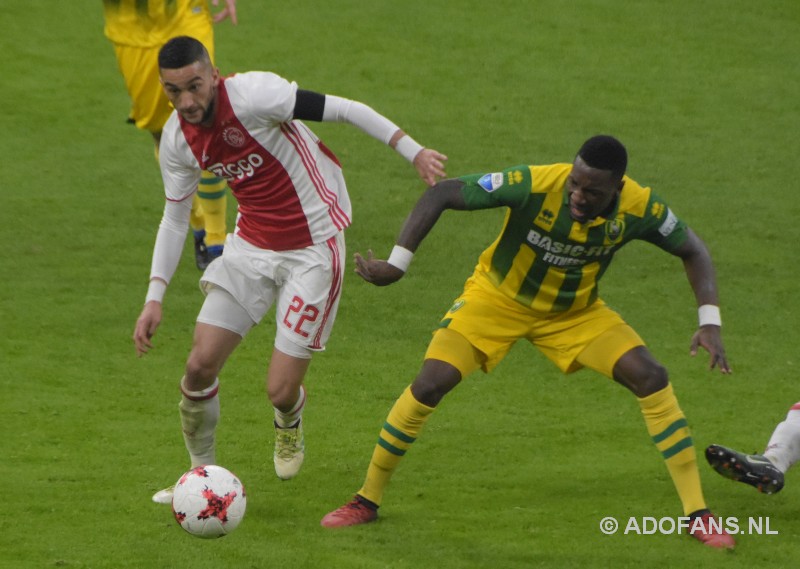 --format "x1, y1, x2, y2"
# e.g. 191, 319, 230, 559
132, 36, 447, 503
706, 402, 800, 494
